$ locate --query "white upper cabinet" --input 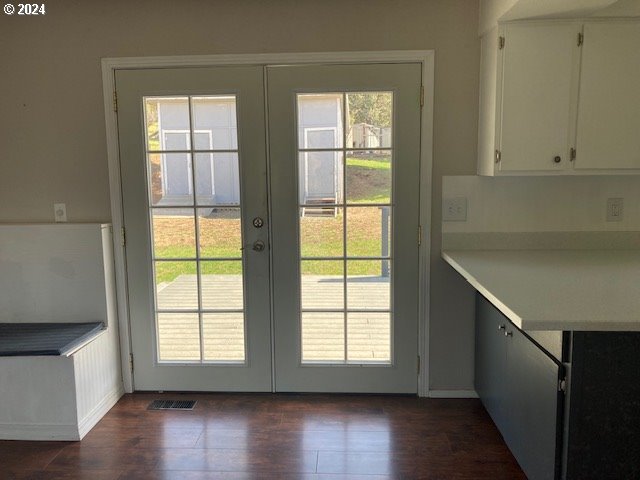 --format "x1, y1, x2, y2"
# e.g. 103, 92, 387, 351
479, 19, 640, 176
499, 23, 580, 173
575, 21, 640, 170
